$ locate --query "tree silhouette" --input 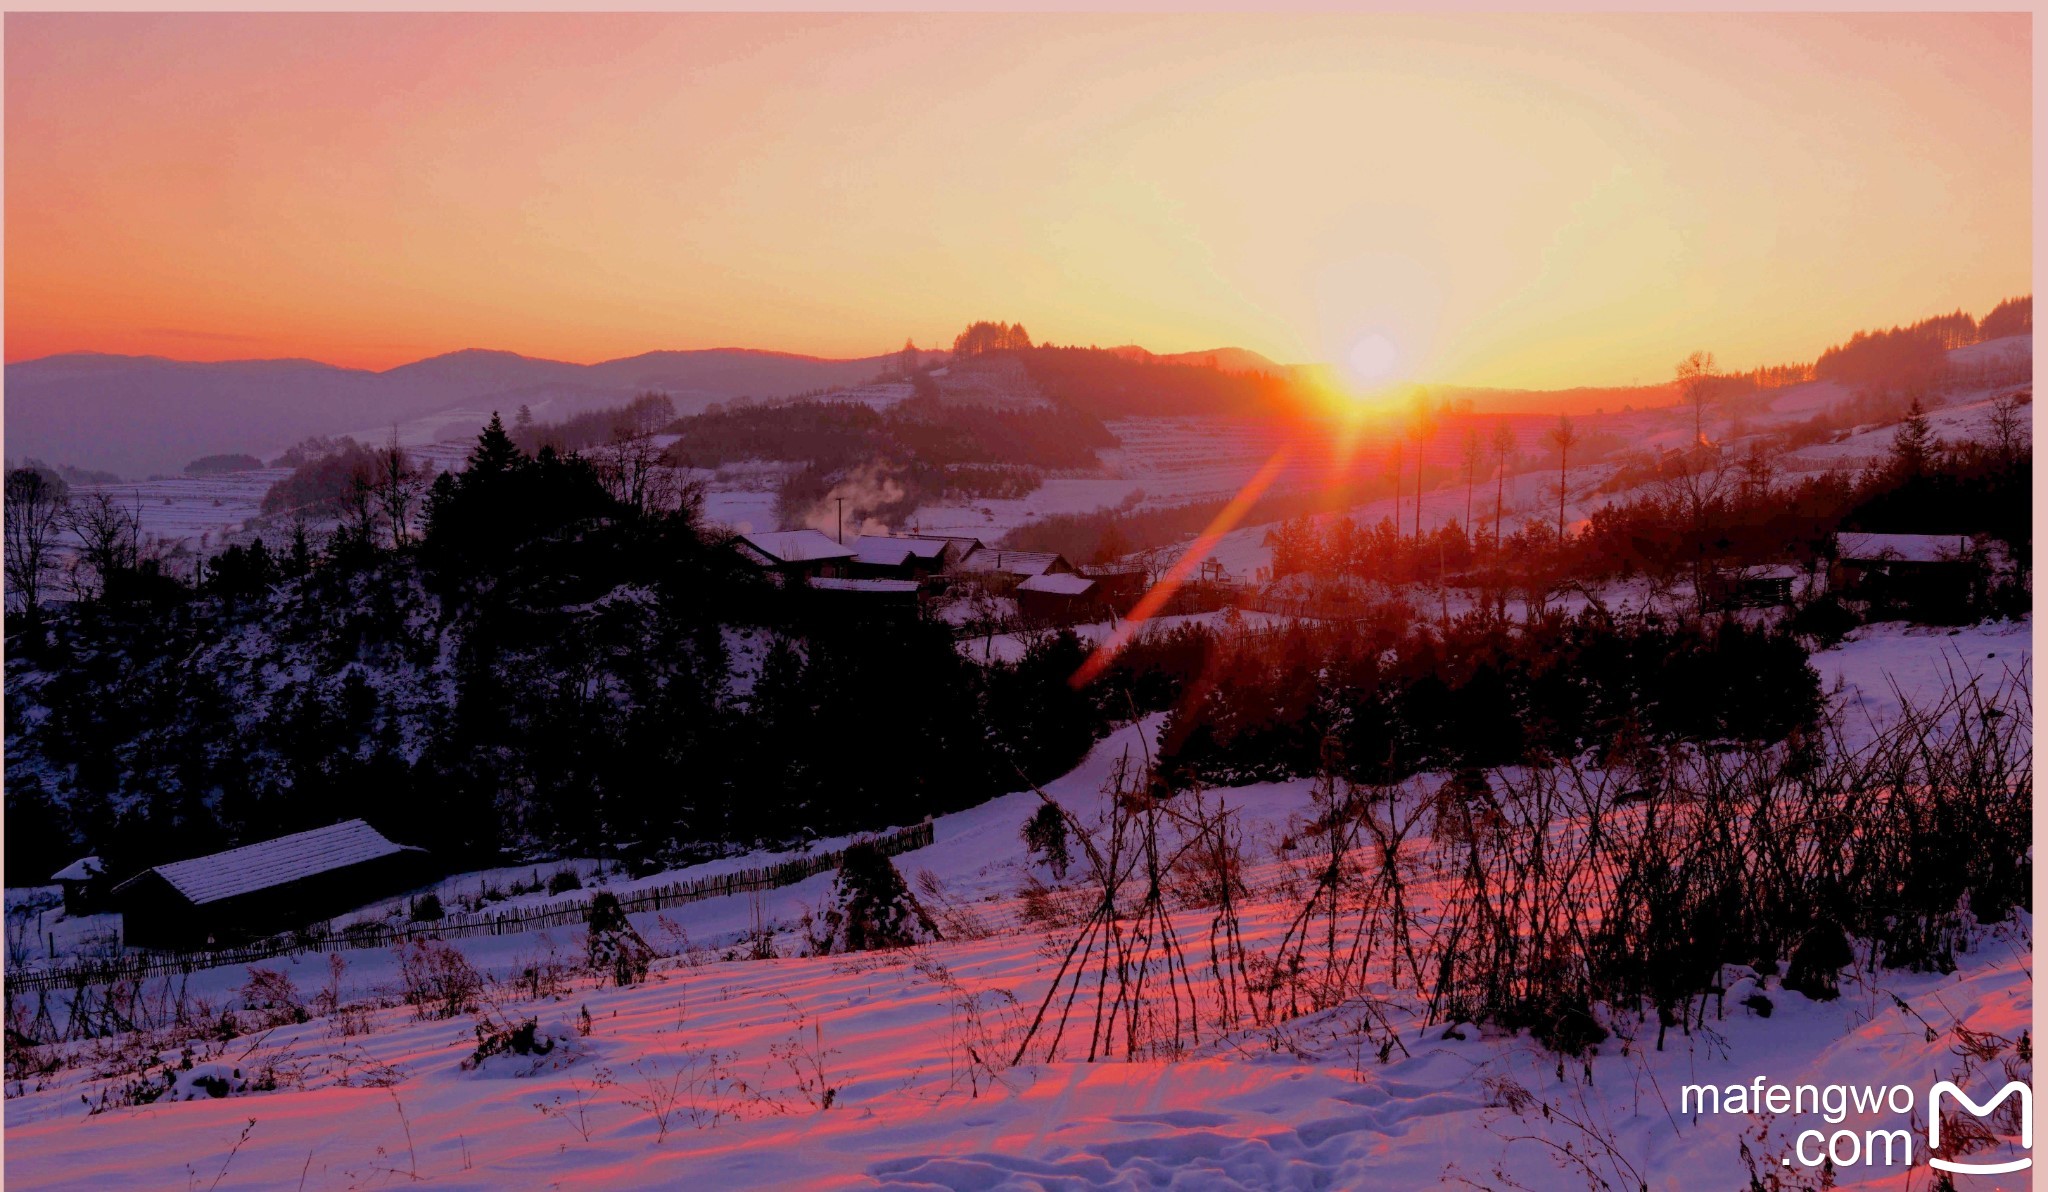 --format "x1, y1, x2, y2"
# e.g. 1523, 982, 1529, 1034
1887, 399, 1935, 481
1491, 424, 1515, 552
1676, 351, 1717, 447
1546, 415, 1580, 543
1407, 399, 1434, 540
1461, 426, 1484, 534
4, 467, 69, 612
